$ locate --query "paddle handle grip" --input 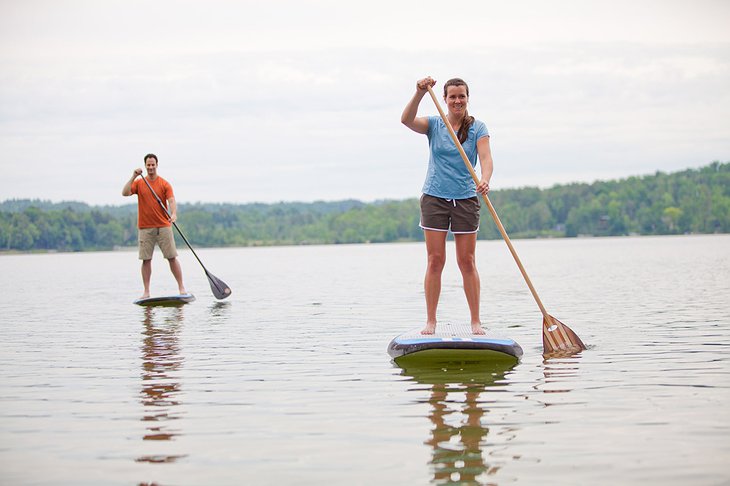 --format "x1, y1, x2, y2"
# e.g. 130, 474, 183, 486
426, 86, 549, 318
